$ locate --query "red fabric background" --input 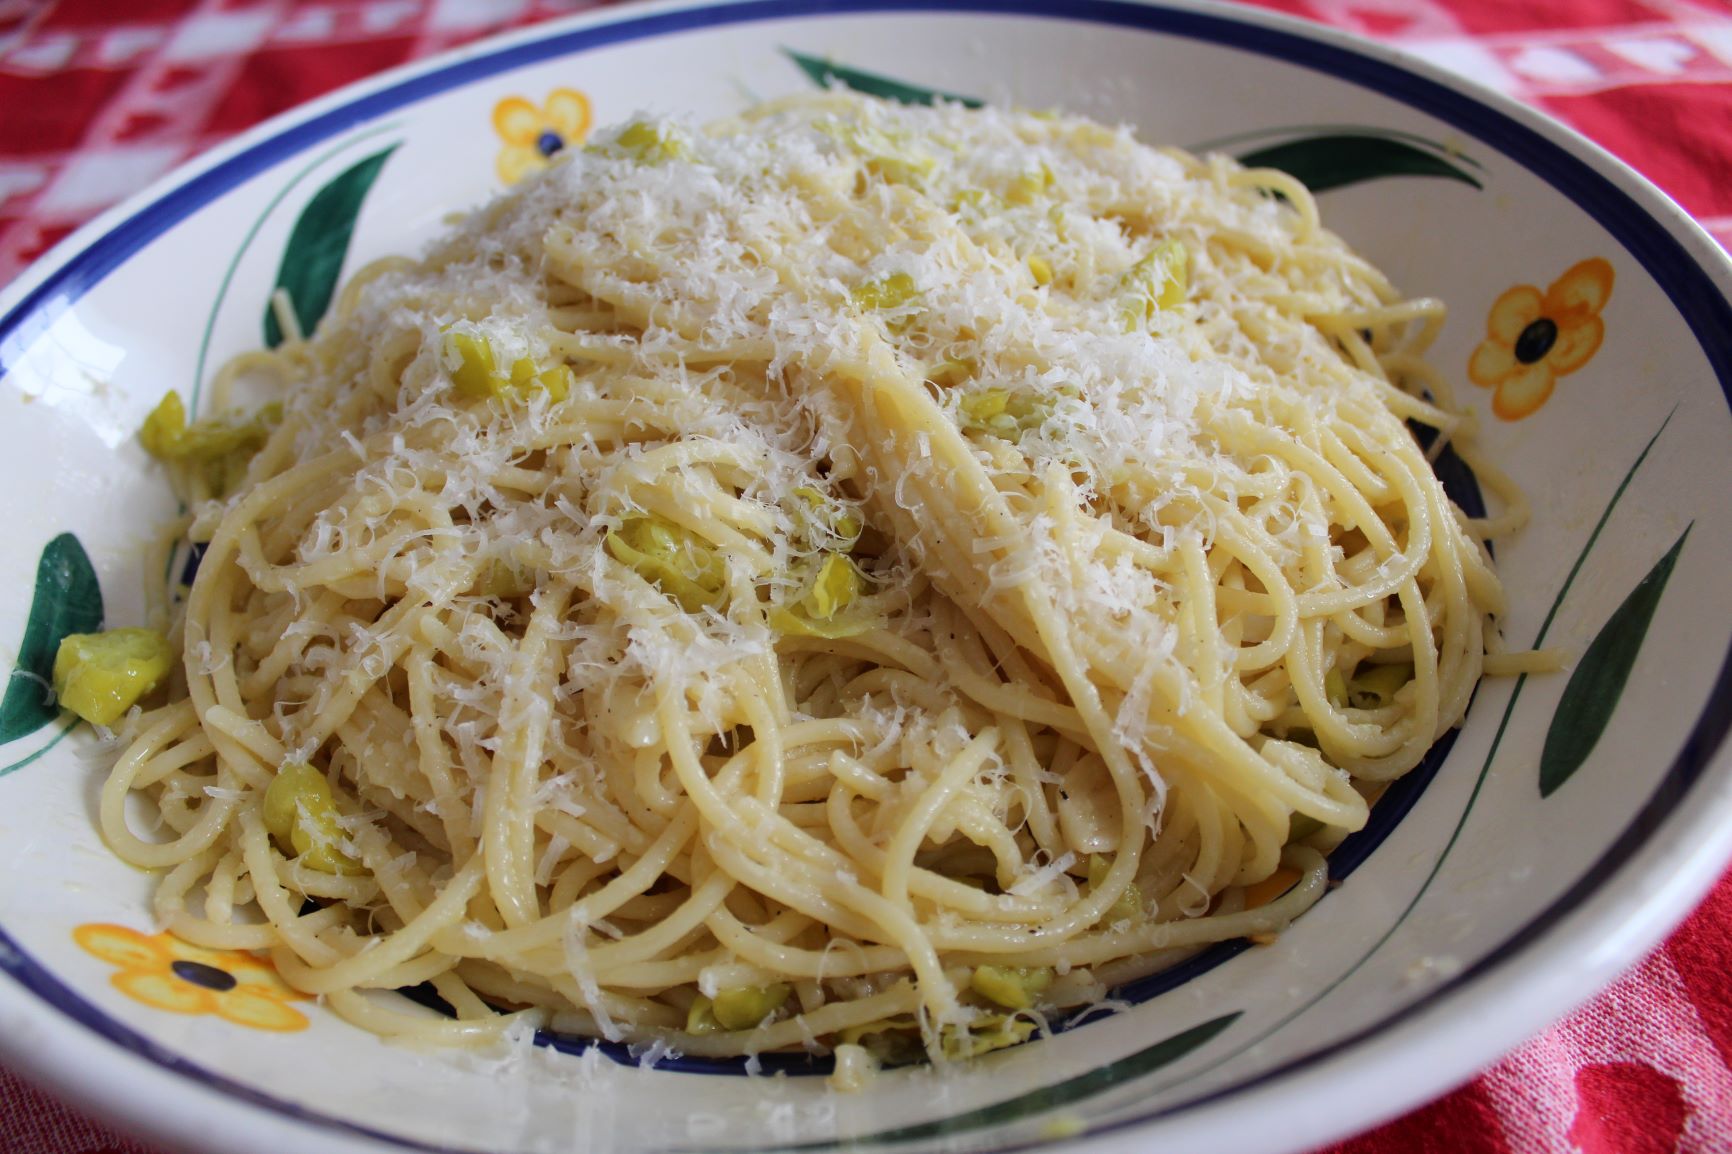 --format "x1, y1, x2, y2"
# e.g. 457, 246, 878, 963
2, 0, 1730, 1150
